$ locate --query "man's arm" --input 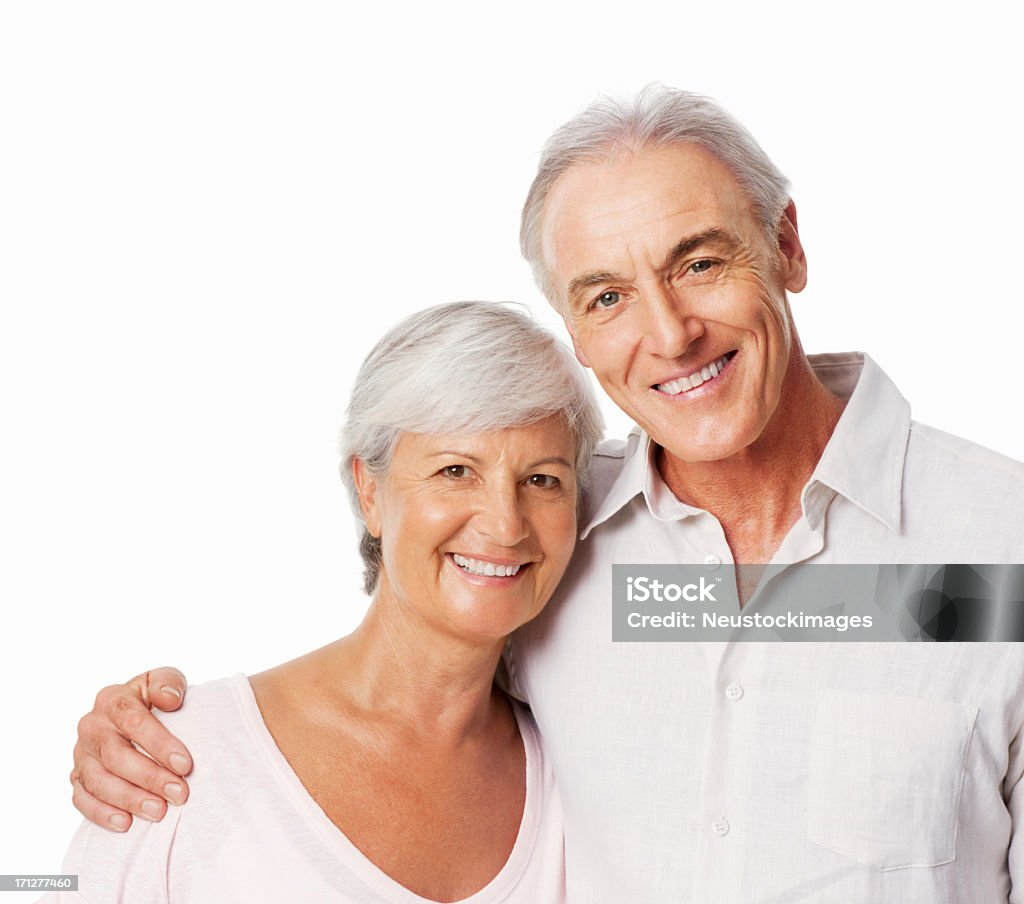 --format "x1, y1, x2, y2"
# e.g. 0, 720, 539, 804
71, 668, 193, 831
